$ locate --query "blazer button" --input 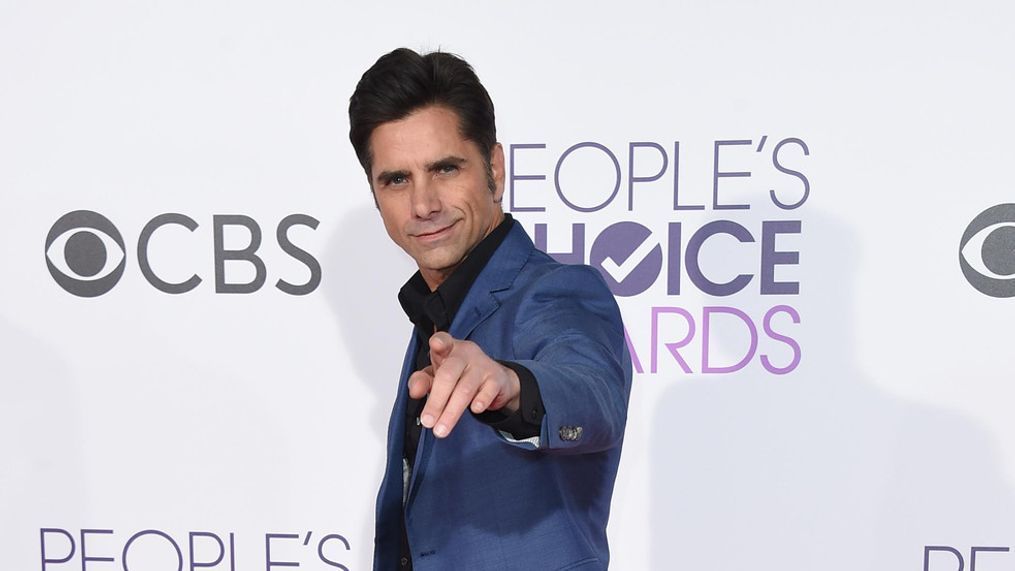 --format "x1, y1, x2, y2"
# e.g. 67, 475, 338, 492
559, 425, 583, 441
